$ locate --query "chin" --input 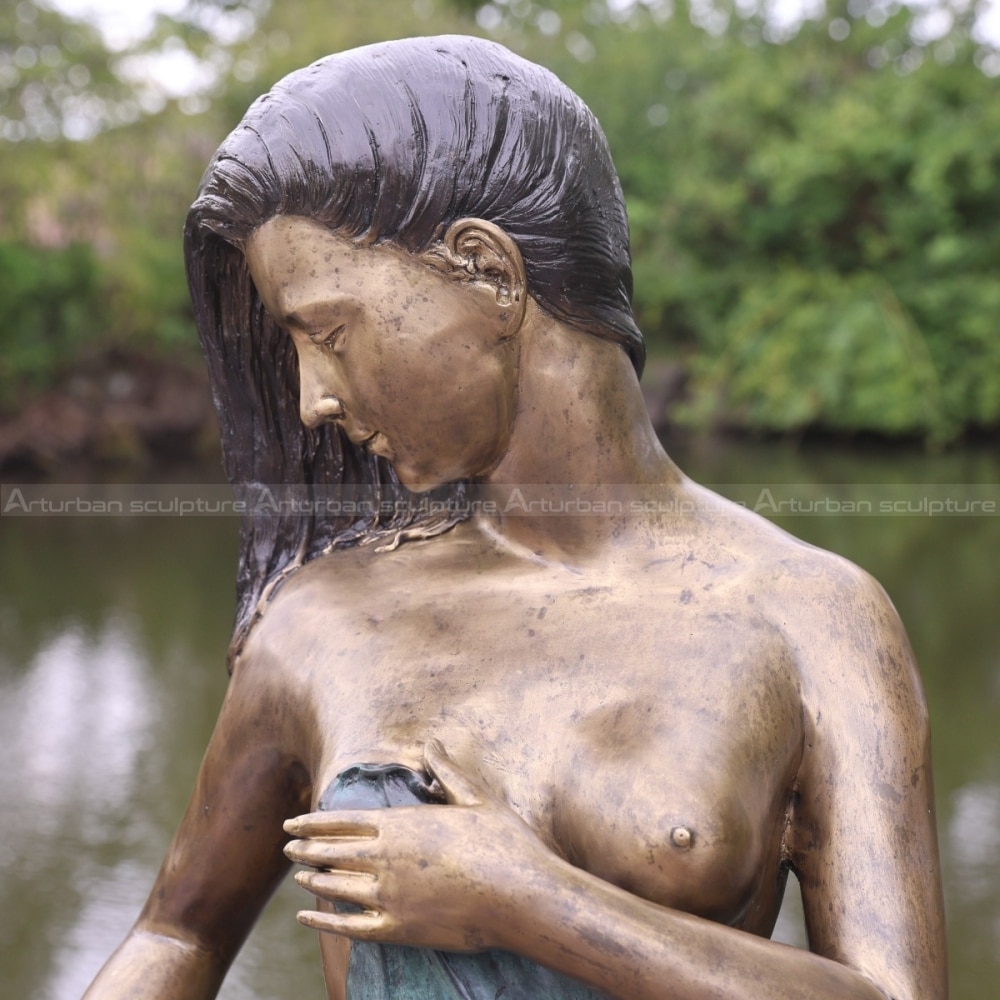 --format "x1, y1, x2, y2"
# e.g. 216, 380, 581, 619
401, 479, 443, 495
393, 460, 466, 495
393, 464, 446, 494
